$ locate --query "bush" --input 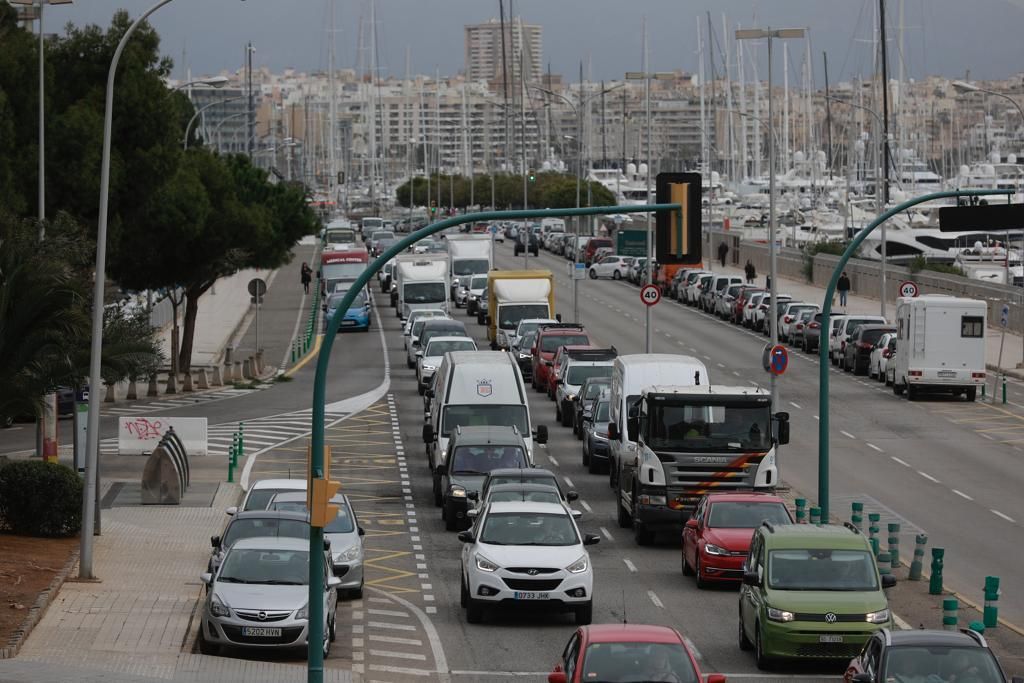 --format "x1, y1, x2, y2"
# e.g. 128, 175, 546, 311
0, 460, 82, 537
909, 256, 965, 277
801, 241, 852, 282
